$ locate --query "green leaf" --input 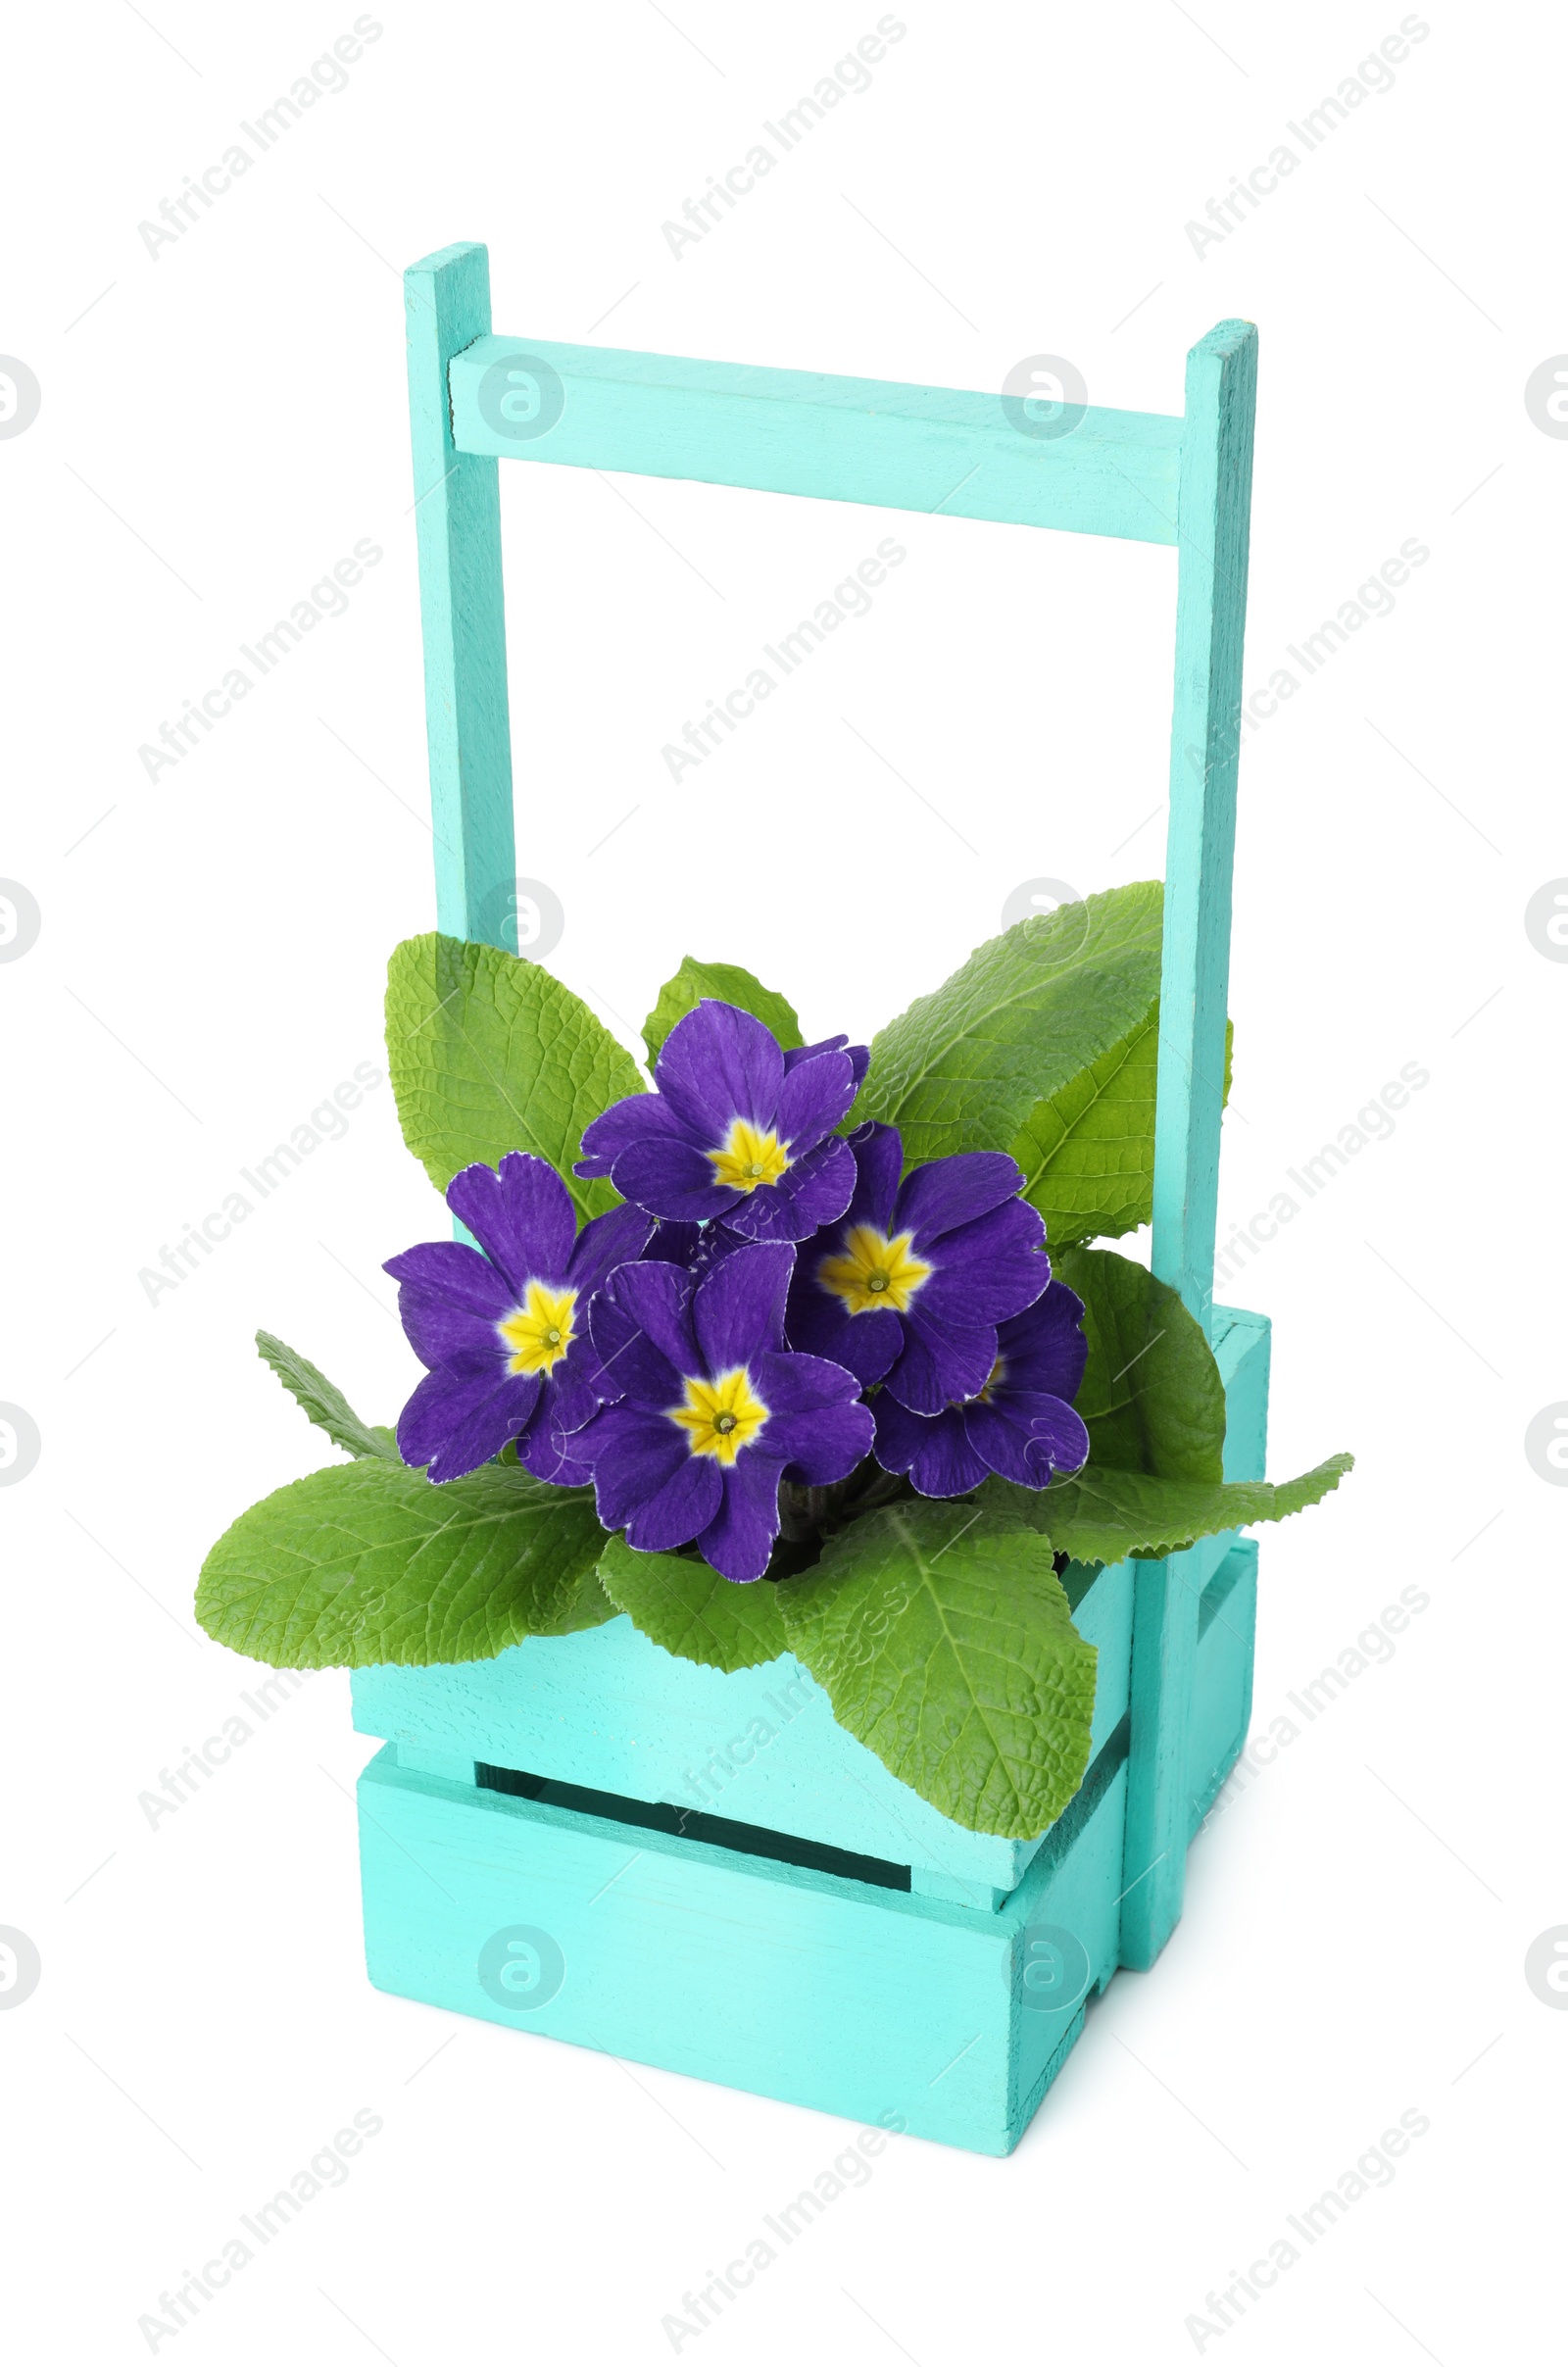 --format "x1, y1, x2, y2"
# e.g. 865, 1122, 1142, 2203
1009, 1019, 1235, 1250
597, 1537, 791, 1672
196, 1460, 615, 1669
385, 933, 645, 1222
1009, 1012, 1161, 1248
979, 1455, 1354, 1567
255, 1331, 398, 1461
642, 958, 804, 1067
777, 1504, 1099, 1839
856, 881, 1164, 1168
1054, 1243, 1226, 1480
